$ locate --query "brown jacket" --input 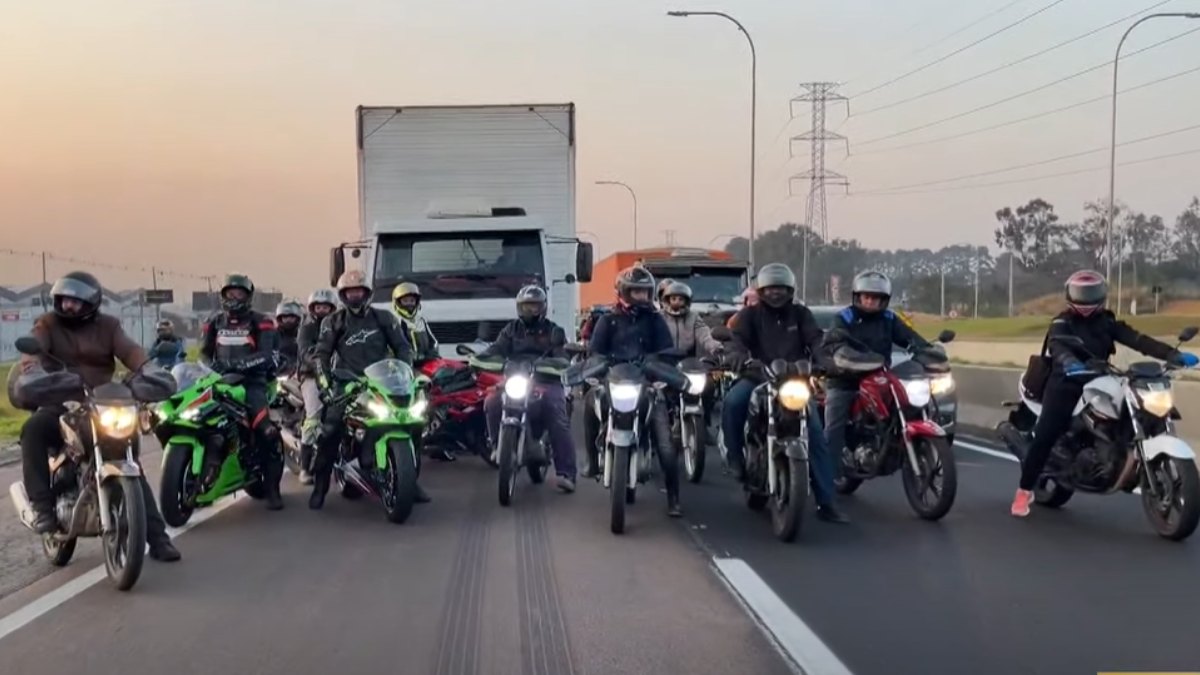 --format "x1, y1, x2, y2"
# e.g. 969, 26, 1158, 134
19, 313, 147, 388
